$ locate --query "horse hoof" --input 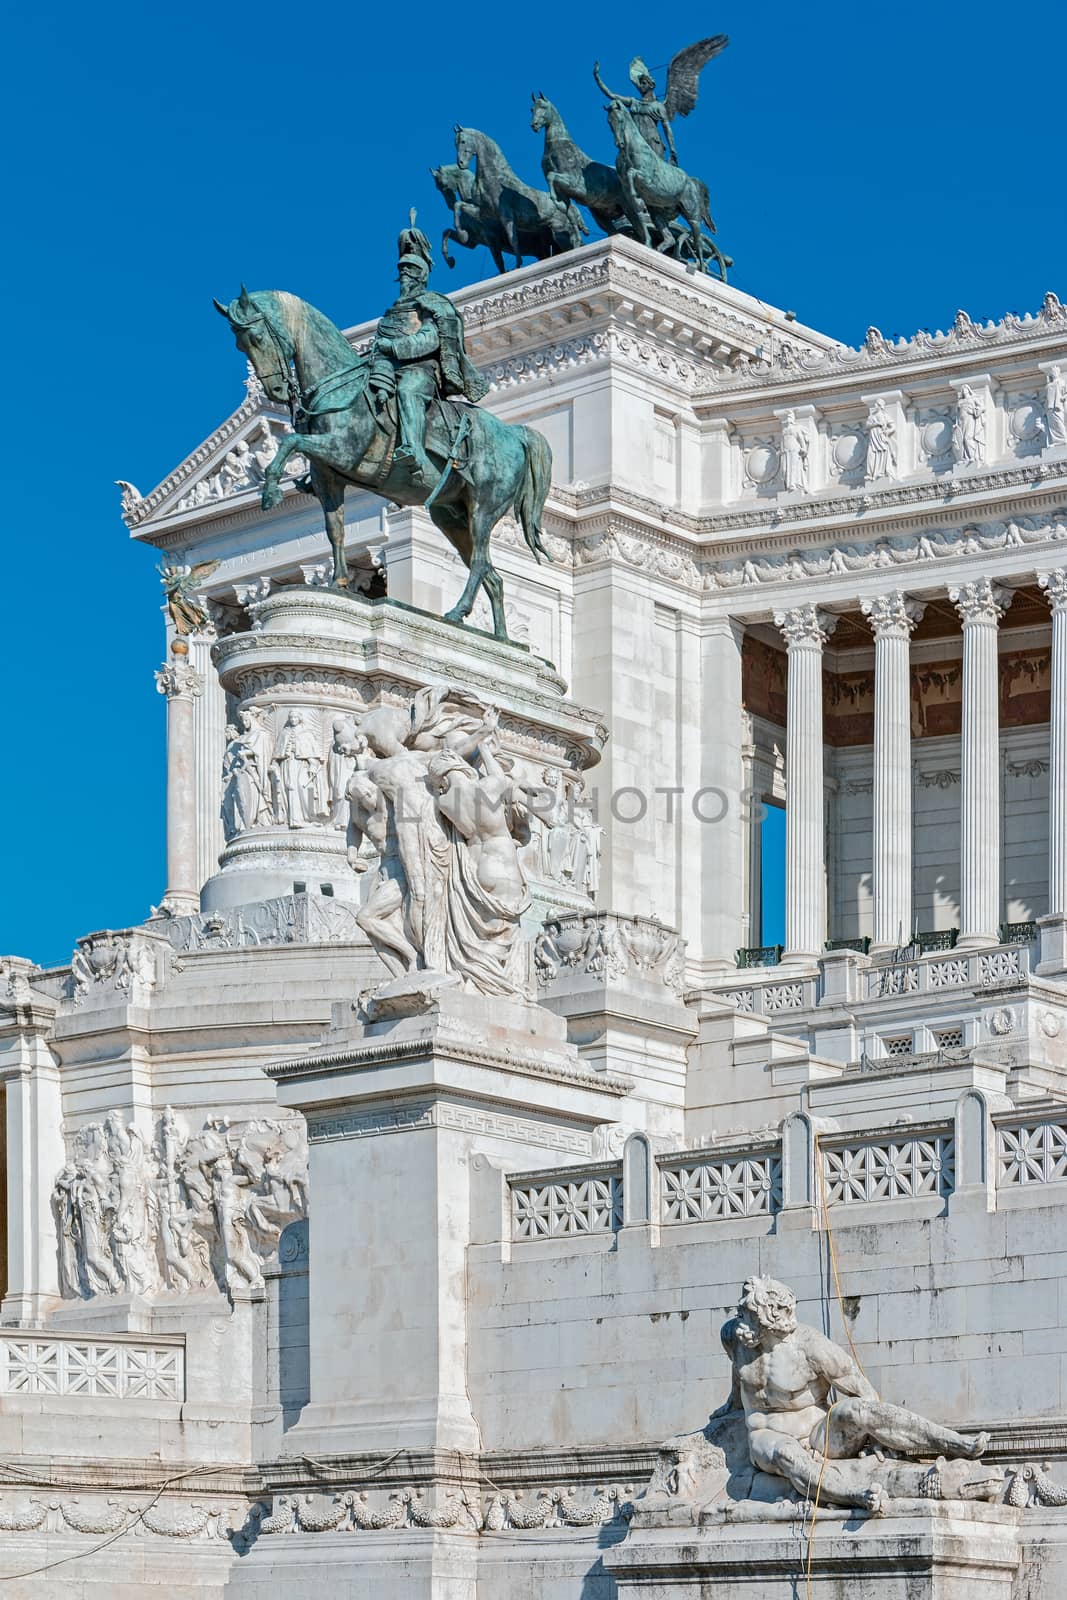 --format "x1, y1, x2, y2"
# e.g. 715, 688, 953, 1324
261, 484, 282, 511
442, 609, 467, 627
